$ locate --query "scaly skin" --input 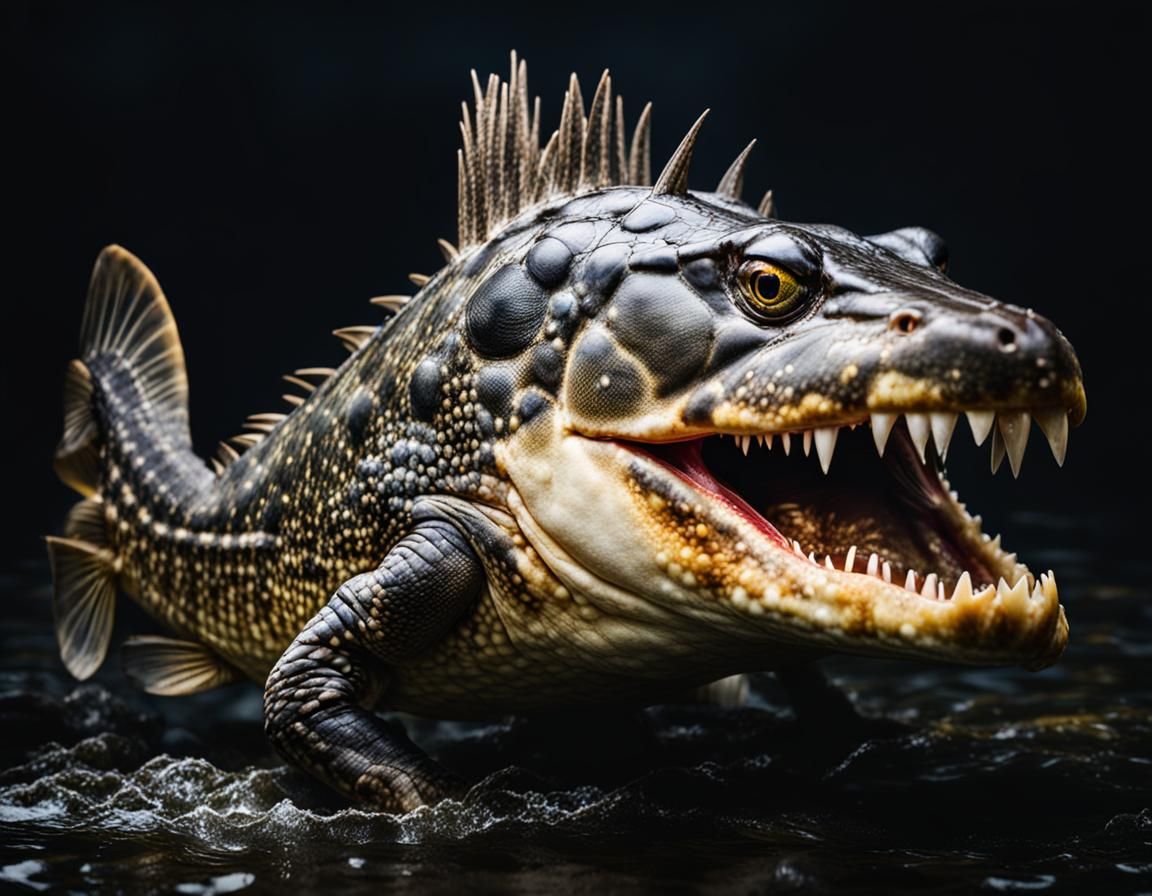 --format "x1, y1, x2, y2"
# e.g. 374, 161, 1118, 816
49, 57, 1085, 812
